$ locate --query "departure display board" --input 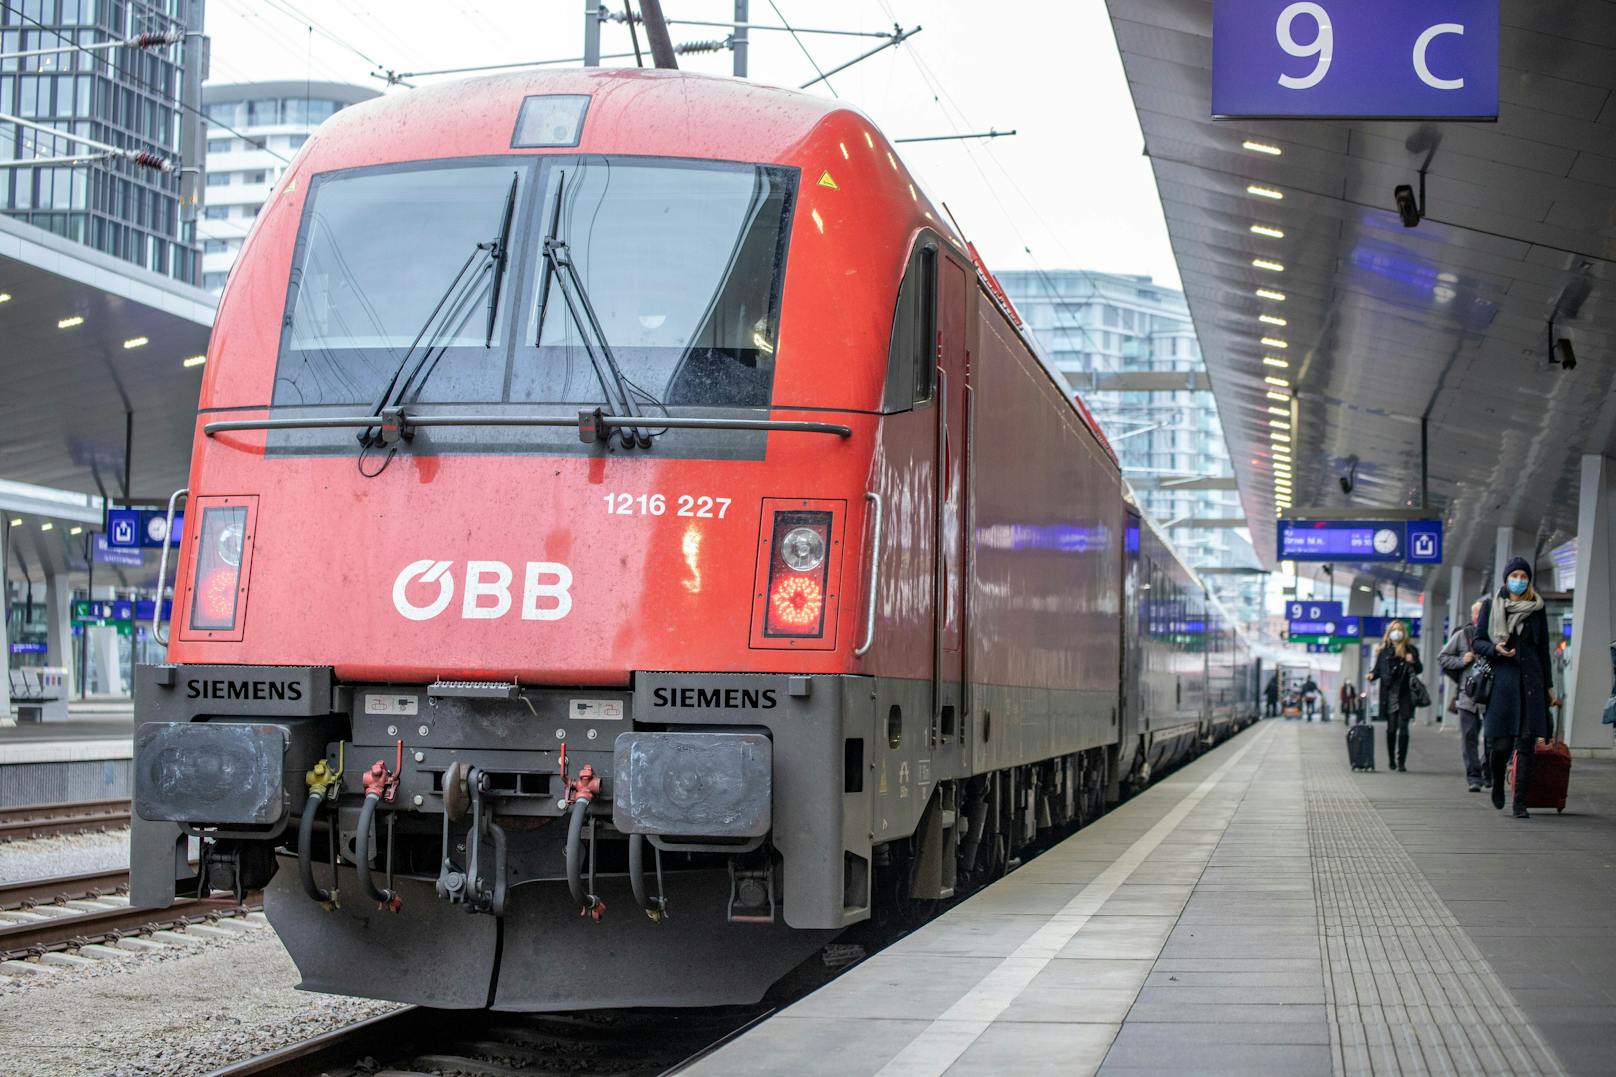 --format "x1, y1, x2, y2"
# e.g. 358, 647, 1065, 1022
1277, 520, 1442, 564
